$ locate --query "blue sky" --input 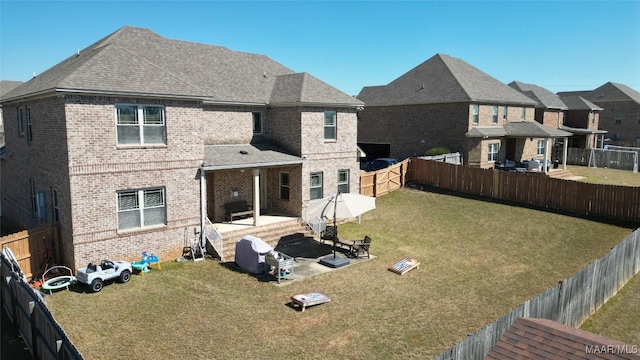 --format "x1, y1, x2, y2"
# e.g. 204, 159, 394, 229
1, 1, 639, 96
